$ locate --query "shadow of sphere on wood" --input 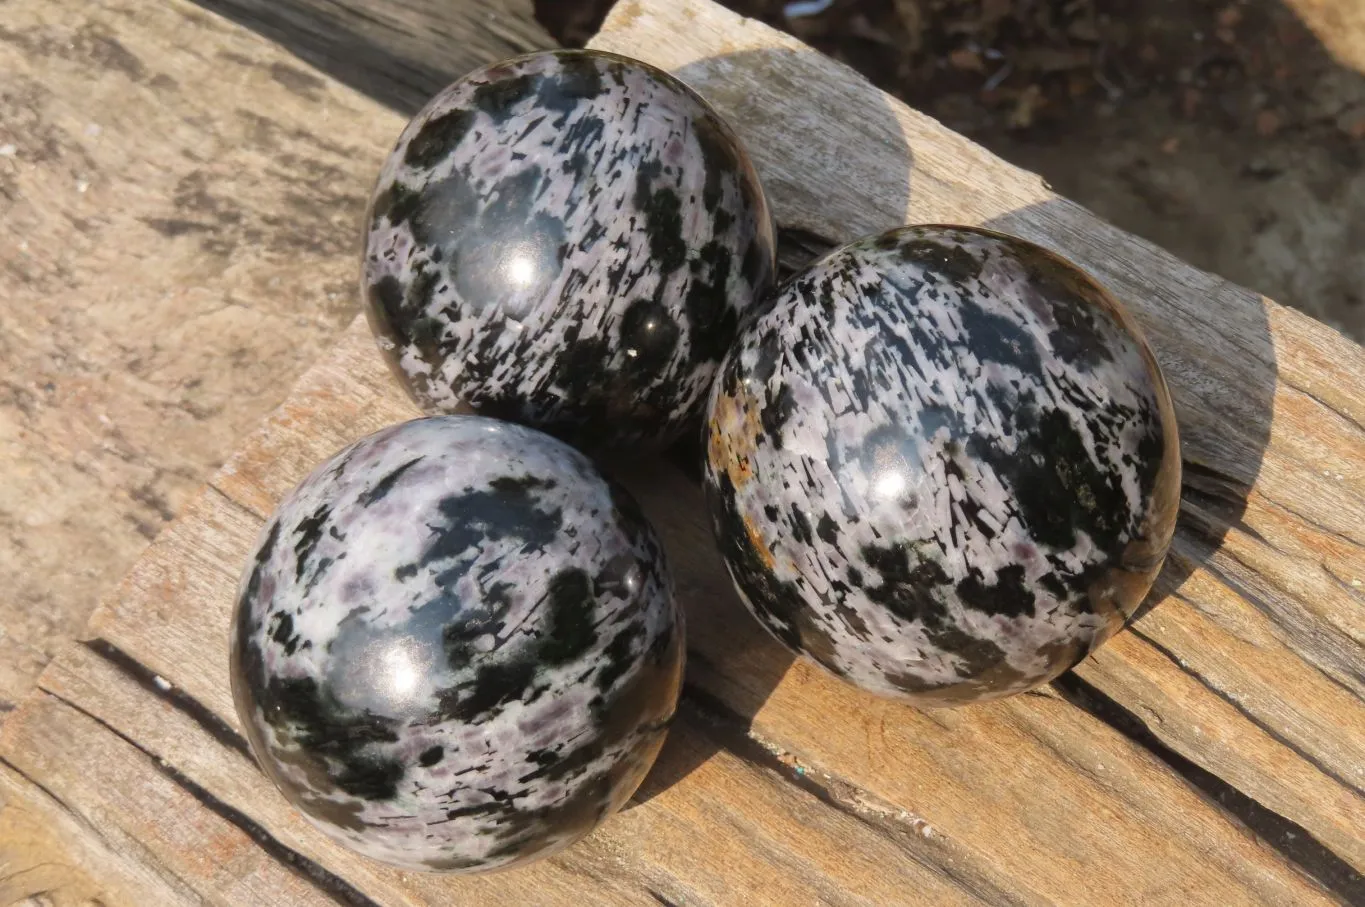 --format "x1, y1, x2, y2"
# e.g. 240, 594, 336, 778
612, 43, 916, 807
